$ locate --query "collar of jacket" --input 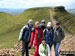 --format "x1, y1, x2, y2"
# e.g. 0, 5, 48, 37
34, 26, 41, 30
27, 24, 33, 28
